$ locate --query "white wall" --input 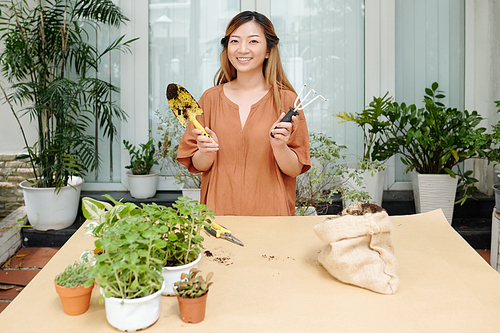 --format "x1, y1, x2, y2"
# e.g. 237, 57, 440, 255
467, 0, 500, 194
0, 86, 38, 155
